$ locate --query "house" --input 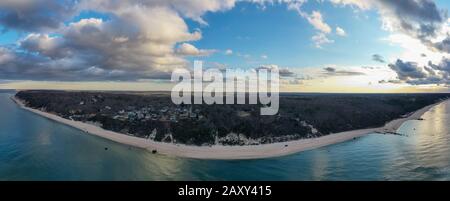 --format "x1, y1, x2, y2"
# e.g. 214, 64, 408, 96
170, 115, 177, 122
180, 112, 188, 119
